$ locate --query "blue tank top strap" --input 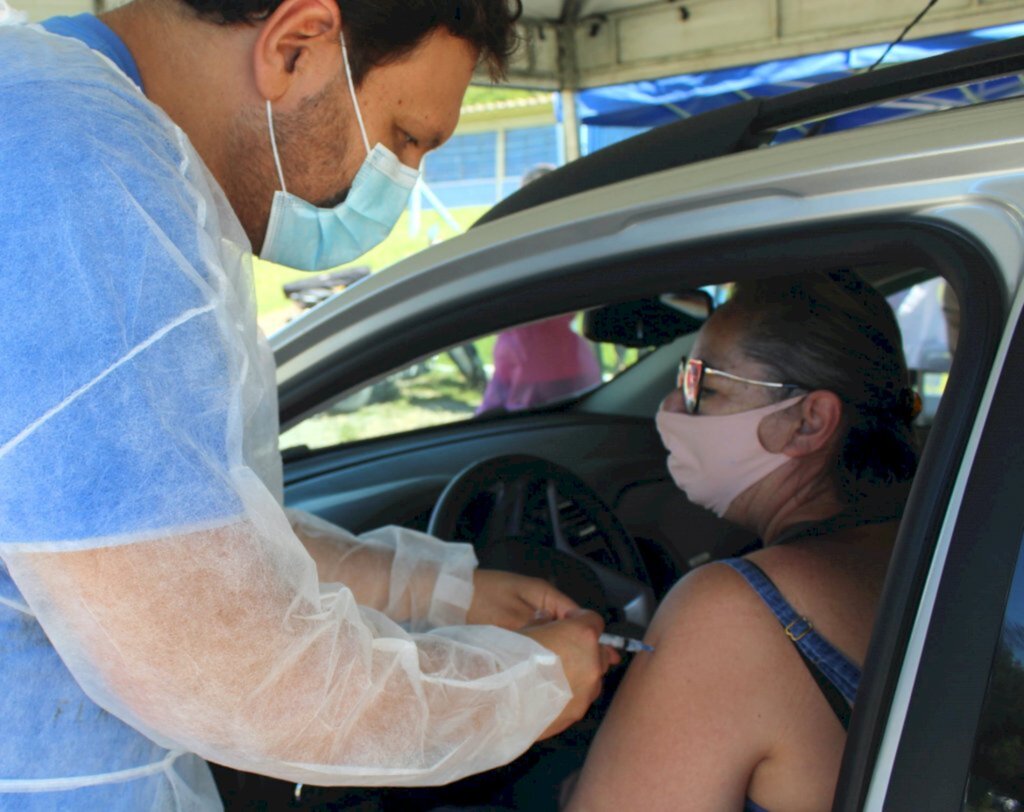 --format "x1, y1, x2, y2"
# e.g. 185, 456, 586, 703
745, 798, 772, 812
721, 558, 861, 705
